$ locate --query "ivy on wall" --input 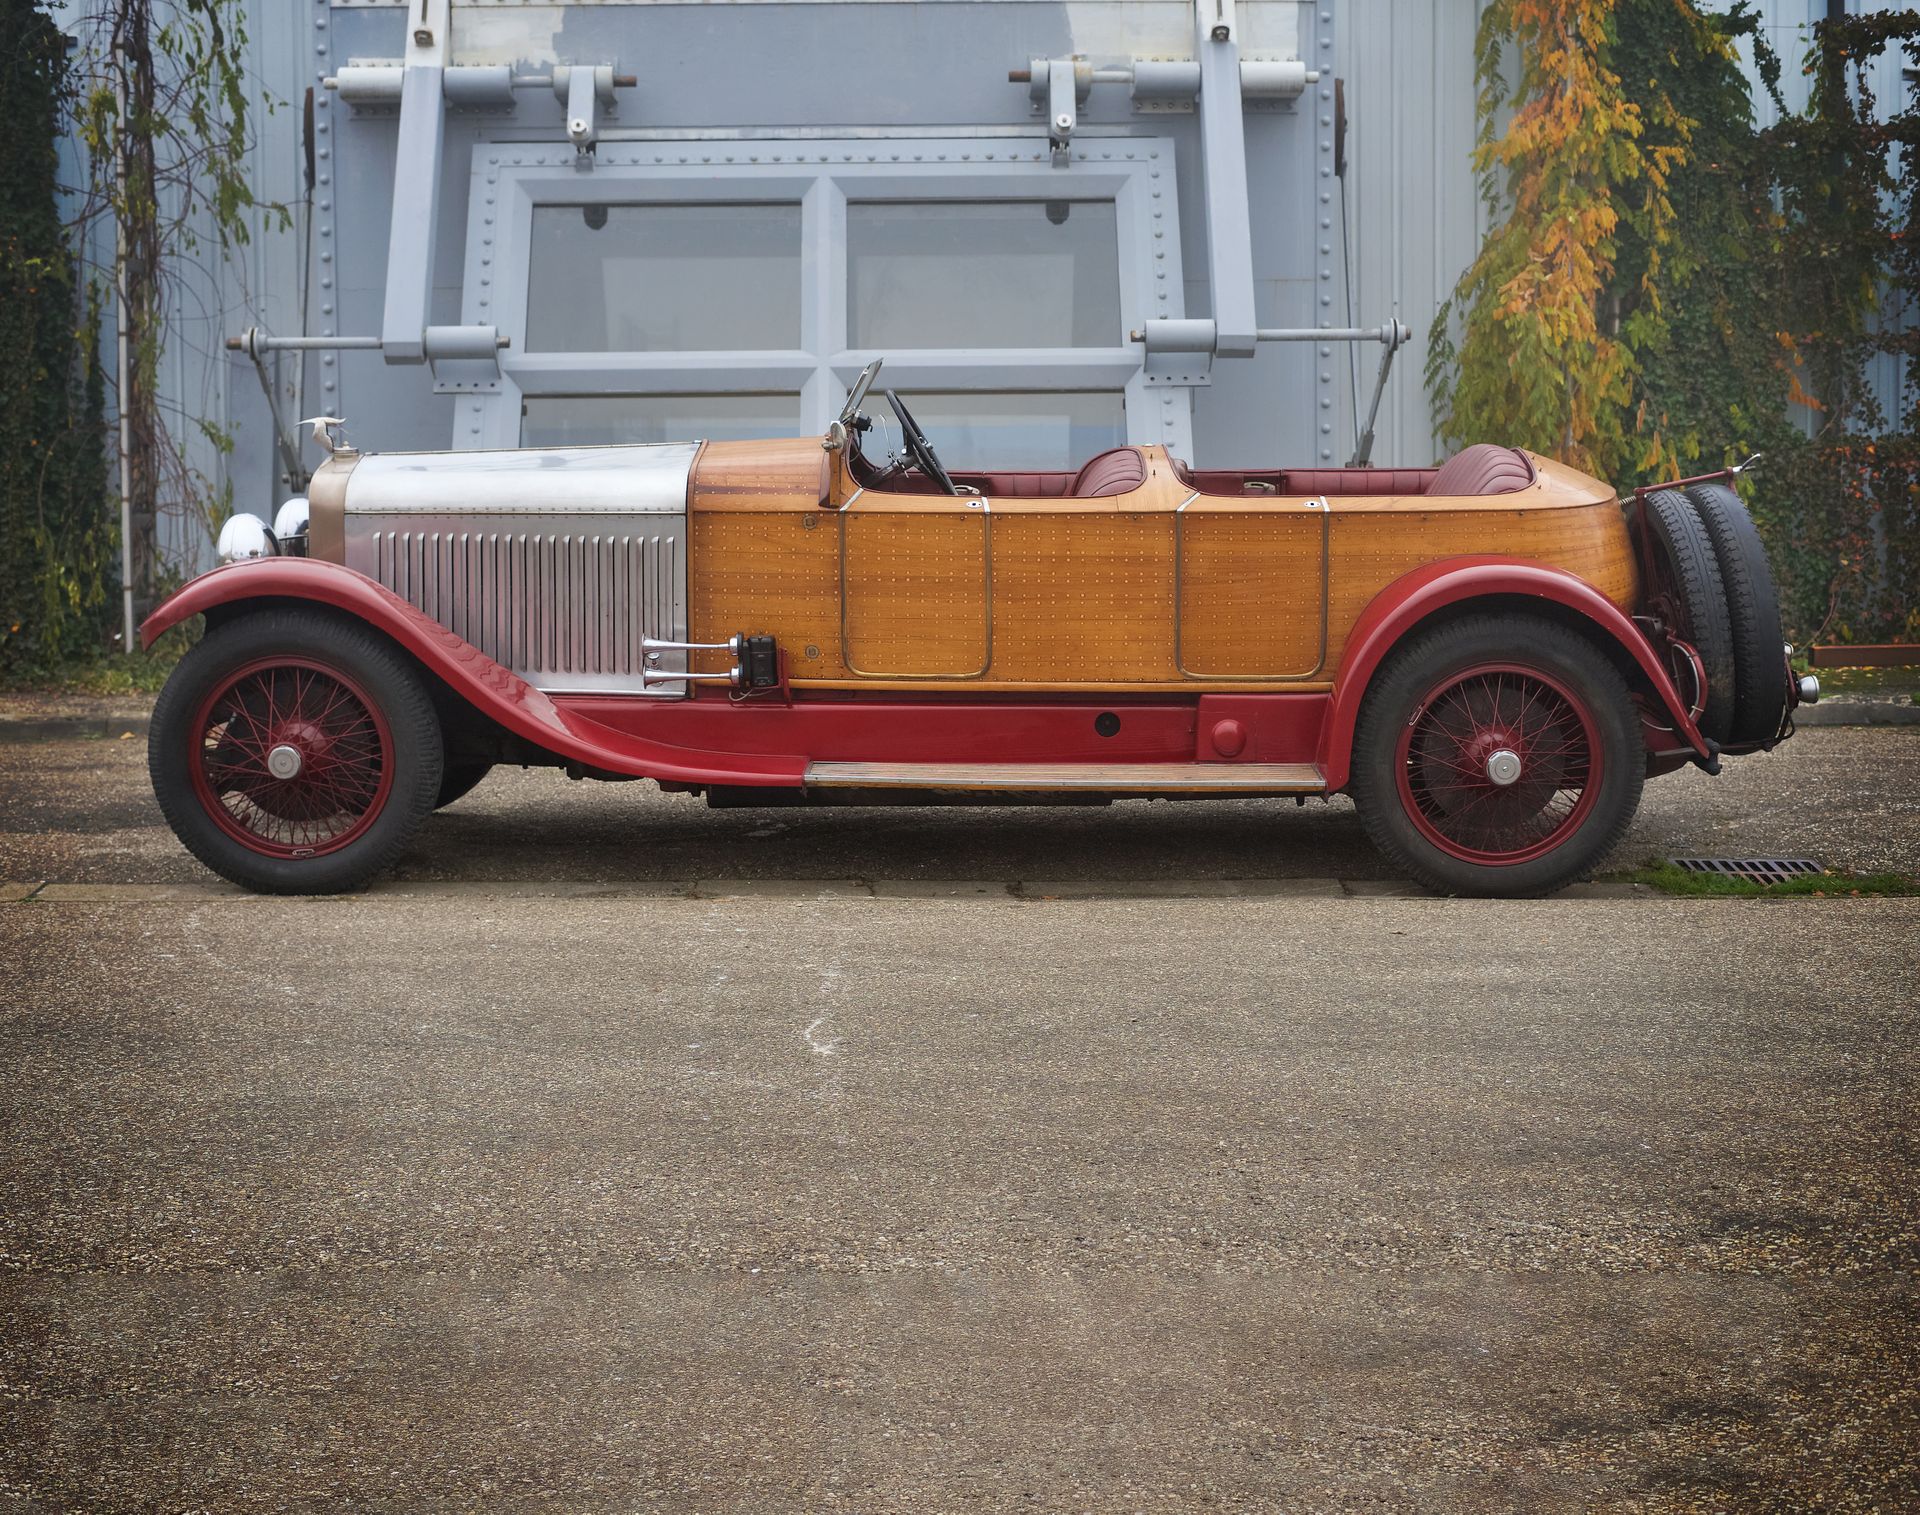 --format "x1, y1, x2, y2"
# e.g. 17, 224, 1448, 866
1428, 0, 1920, 643
0, 2, 113, 676
1425, 0, 1685, 481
